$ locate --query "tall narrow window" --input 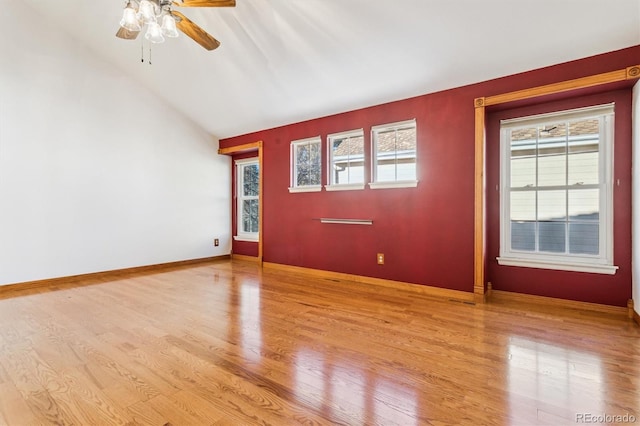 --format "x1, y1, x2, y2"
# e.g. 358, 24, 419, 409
235, 158, 259, 242
498, 104, 616, 274
326, 129, 365, 191
289, 136, 322, 193
370, 119, 418, 189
